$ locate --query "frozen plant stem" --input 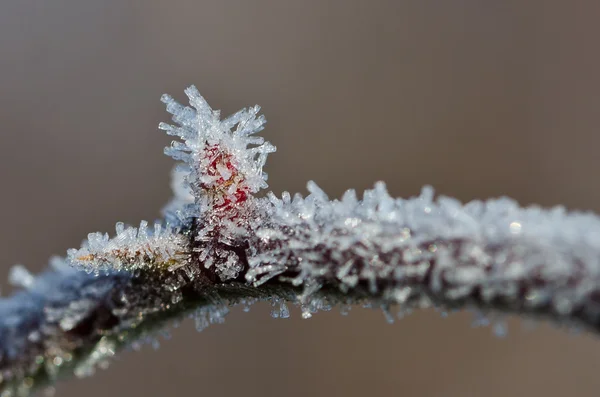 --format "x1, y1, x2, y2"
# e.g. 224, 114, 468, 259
2, 86, 600, 395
